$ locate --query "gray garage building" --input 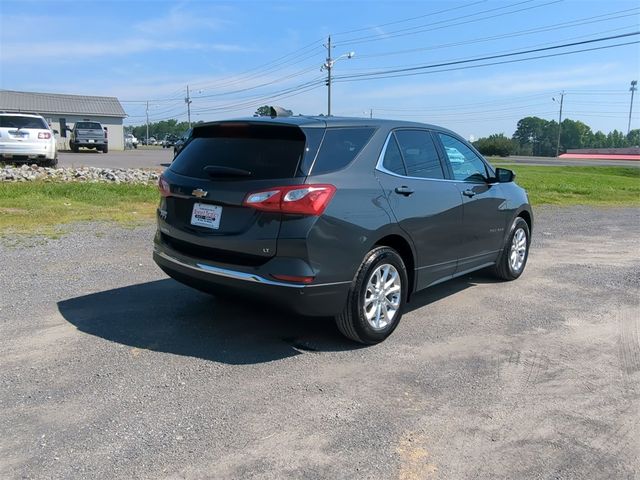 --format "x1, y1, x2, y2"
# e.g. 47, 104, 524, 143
0, 90, 127, 151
